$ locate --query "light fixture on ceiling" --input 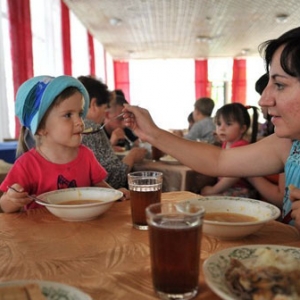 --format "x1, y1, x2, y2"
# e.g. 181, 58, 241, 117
275, 14, 289, 23
196, 36, 212, 43
127, 50, 135, 58
109, 18, 122, 26
241, 48, 250, 55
